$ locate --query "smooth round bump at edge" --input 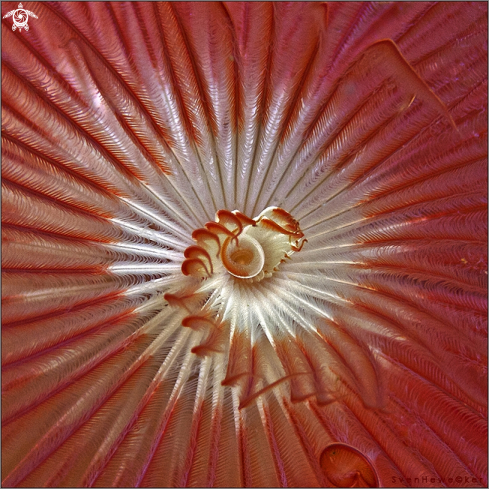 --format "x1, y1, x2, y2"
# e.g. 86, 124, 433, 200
320, 443, 379, 488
